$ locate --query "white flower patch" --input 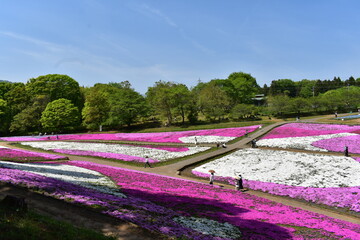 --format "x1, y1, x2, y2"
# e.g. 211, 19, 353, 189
173, 216, 241, 239
0, 161, 126, 198
193, 149, 360, 188
256, 132, 356, 151
179, 136, 235, 144
20, 142, 210, 161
